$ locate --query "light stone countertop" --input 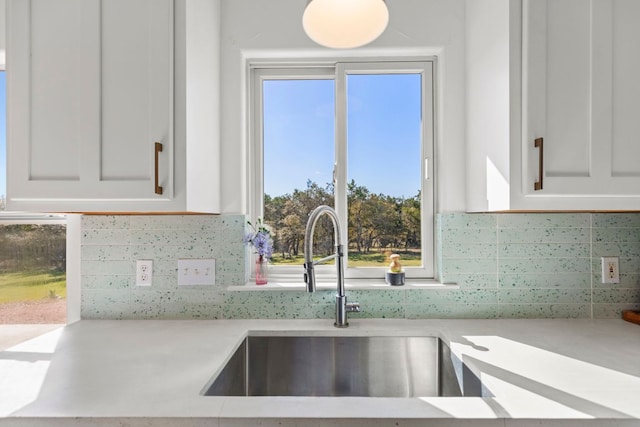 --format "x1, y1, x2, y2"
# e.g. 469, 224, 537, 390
1, 318, 640, 427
